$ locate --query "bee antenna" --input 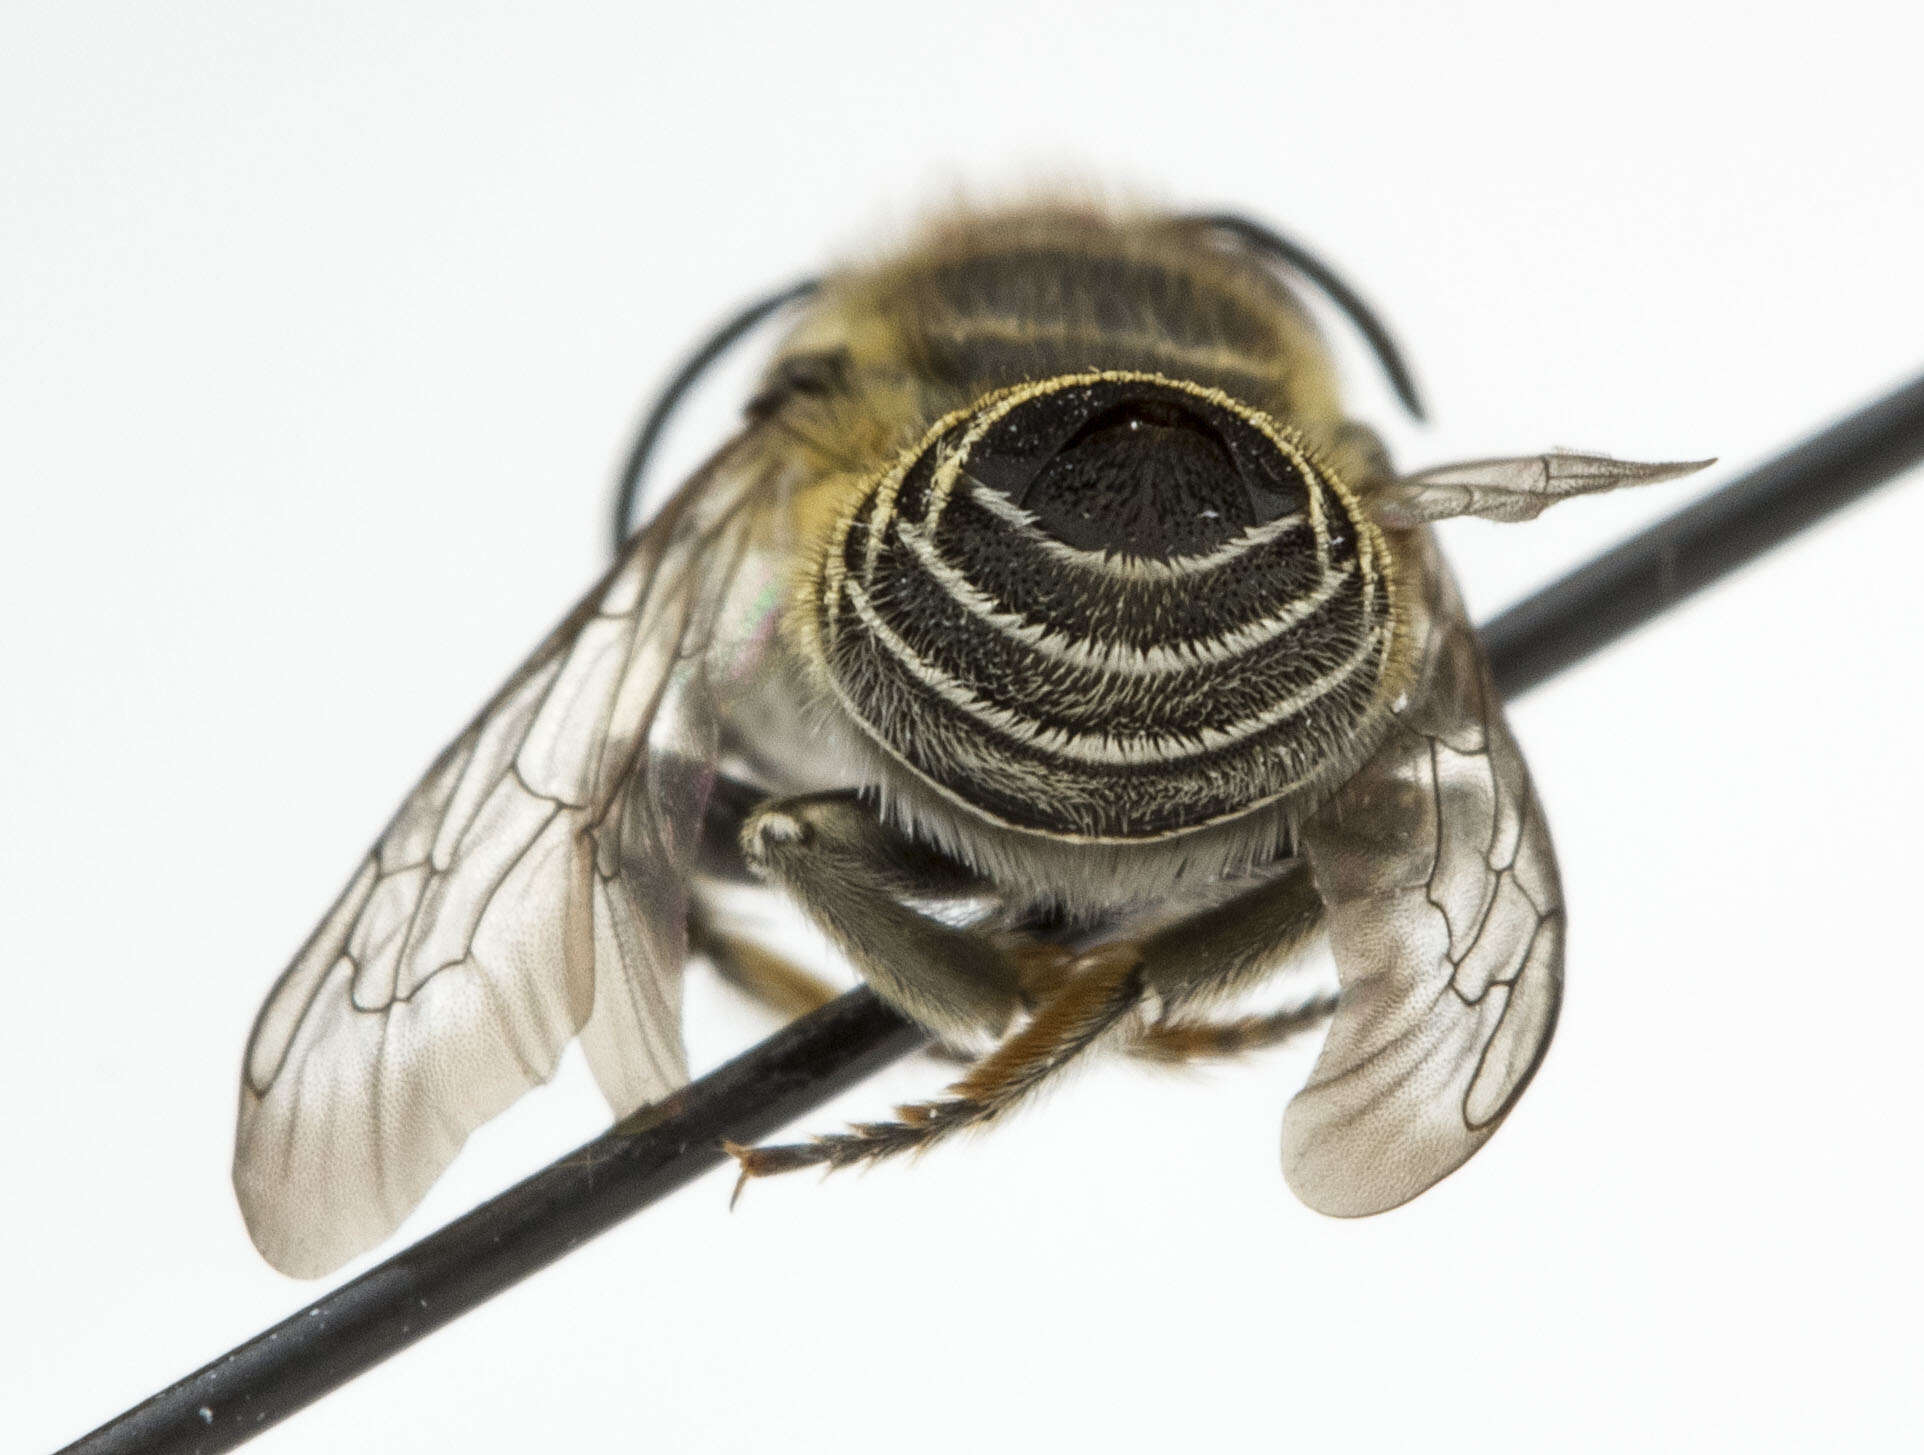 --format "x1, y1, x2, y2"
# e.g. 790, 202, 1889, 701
1186, 211, 1427, 423
612, 276, 821, 552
